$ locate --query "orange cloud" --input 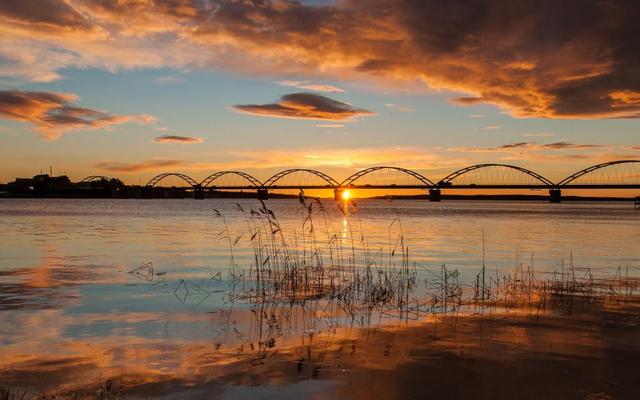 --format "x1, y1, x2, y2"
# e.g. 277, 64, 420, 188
154, 135, 203, 144
277, 80, 346, 93
609, 90, 640, 107
0, 0, 96, 34
1, 1, 639, 119
453, 97, 485, 106
95, 159, 183, 172
539, 142, 602, 150
0, 90, 155, 140
233, 93, 374, 121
